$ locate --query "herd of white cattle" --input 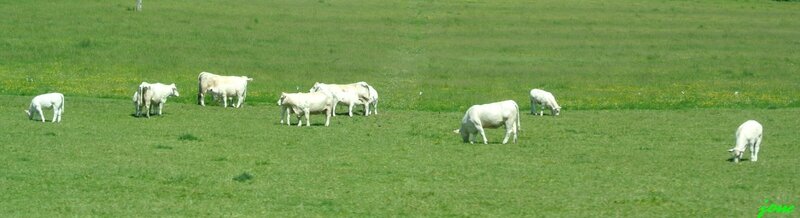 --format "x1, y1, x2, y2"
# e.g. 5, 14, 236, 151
22, 72, 763, 163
